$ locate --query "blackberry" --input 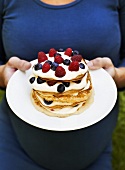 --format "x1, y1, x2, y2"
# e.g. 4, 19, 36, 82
79, 63, 85, 69
37, 77, 46, 84
29, 77, 35, 84
72, 50, 79, 55
34, 63, 42, 70
57, 84, 65, 93
63, 82, 70, 87
45, 60, 52, 65
63, 59, 70, 66
43, 99, 53, 105
58, 48, 64, 52
51, 62, 59, 71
